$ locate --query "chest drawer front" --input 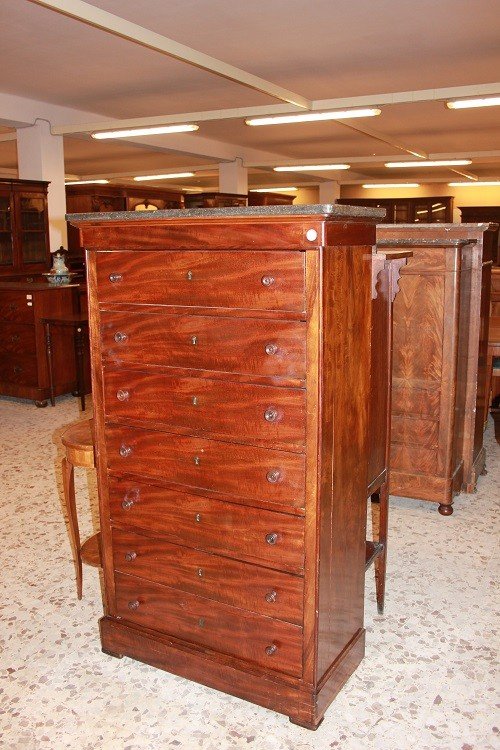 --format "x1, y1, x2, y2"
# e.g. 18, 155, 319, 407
0, 354, 38, 385
114, 572, 303, 677
0, 322, 36, 353
109, 477, 305, 570
103, 370, 306, 449
106, 425, 305, 508
0, 292, 35, 323
96, 250, 305, 311
100, 312, 306, 378
112, 529, 304, 624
